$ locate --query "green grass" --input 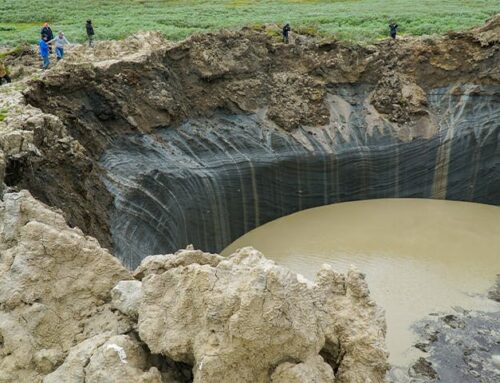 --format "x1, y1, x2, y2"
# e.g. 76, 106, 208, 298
0, 0, 498, 47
